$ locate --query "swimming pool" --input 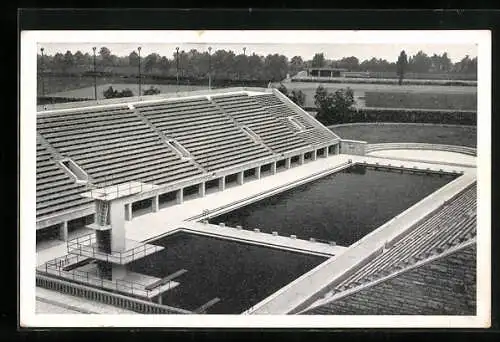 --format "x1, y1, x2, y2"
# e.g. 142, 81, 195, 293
127, 231, 327, 314
209, 164, 457, 246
